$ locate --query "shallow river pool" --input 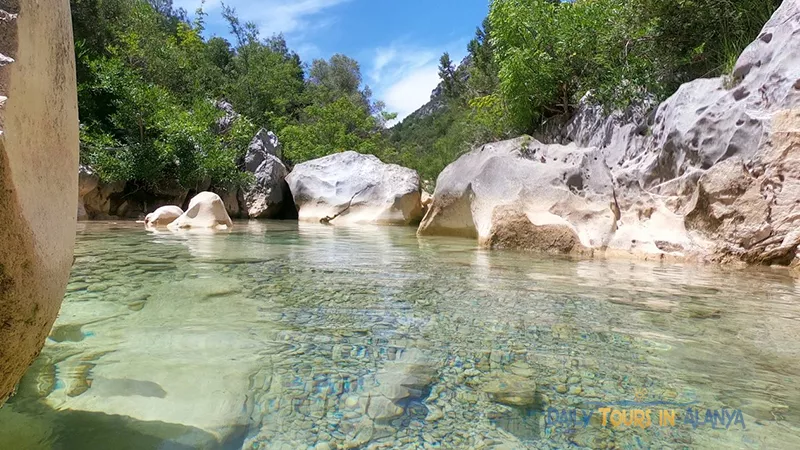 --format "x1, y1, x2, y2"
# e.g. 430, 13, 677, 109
1, 221, 799, 449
